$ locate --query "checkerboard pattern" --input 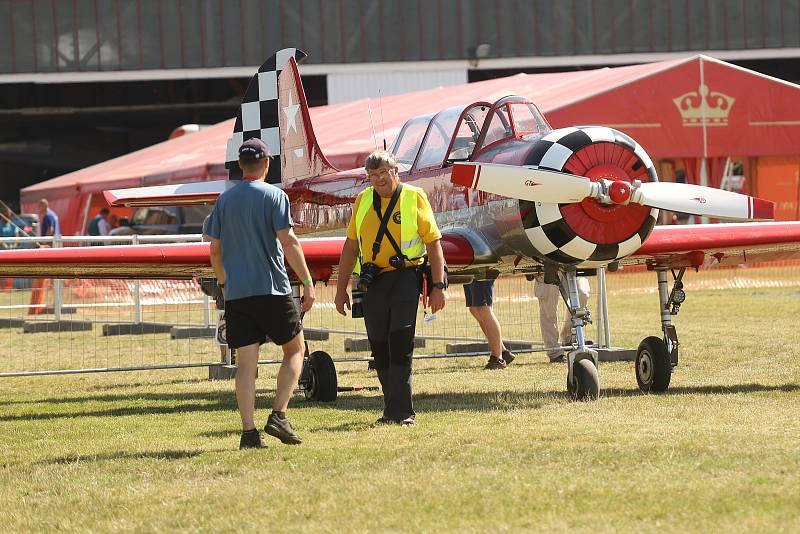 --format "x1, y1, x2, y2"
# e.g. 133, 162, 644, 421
520, 126, 659, 267
225, 48, 307, 183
